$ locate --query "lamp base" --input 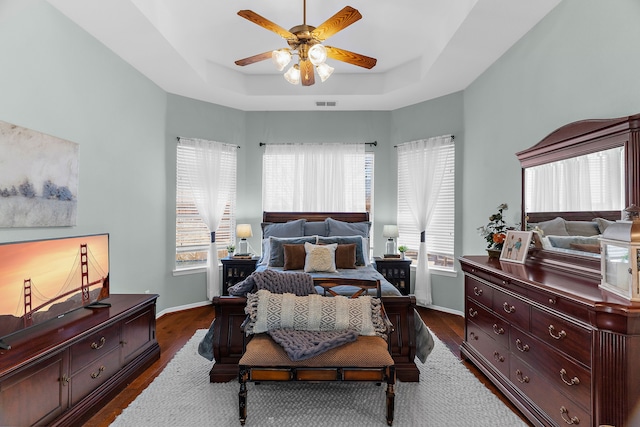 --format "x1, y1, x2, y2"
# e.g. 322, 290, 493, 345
385, 238, 396, 255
